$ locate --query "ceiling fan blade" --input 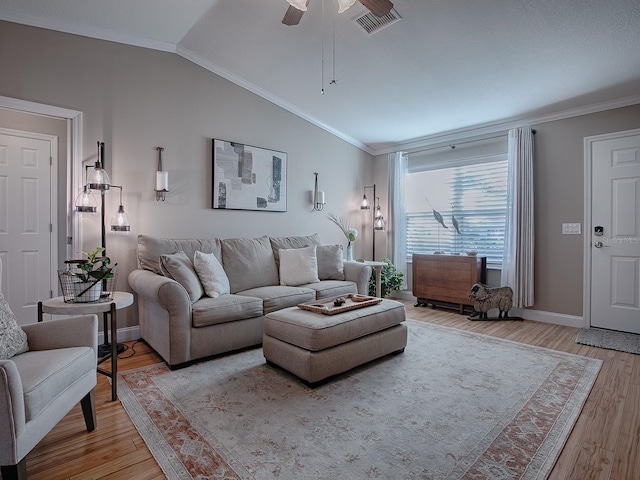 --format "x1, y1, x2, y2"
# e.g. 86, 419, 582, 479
282, 0, 311, 26
358, 0, 393, 17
